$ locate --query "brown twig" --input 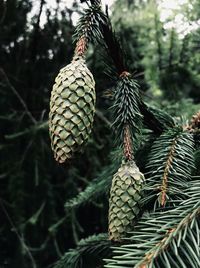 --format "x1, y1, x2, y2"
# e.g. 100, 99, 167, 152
123, 124, 133, 161
159, 138, 177, 206
74, 36, 88, 57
